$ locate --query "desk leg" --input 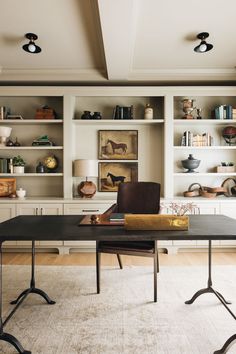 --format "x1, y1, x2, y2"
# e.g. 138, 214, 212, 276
214, 334, 236, 354
0, 242, 31, 354
10, 240, 55, 305
185, 241, 234, 318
